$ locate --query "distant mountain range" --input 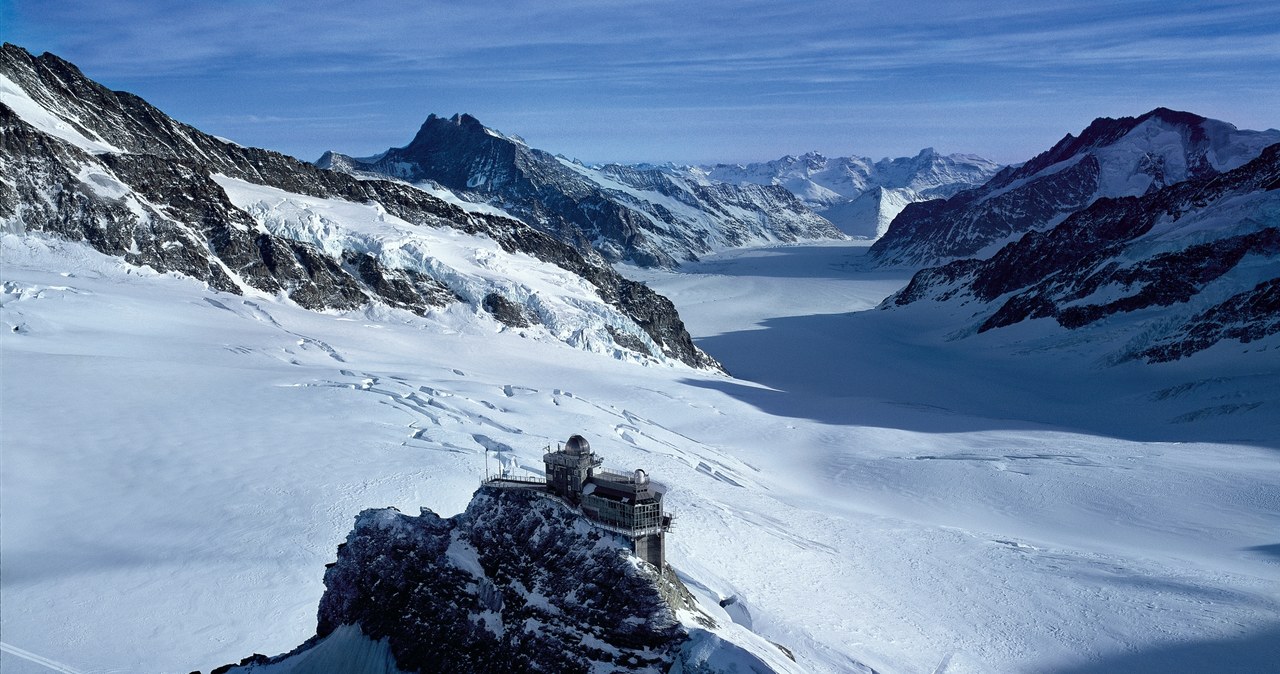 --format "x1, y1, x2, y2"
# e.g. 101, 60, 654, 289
318, 114, 844, 268
880, 108, 1280, 364
702, 149, 1002, 239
